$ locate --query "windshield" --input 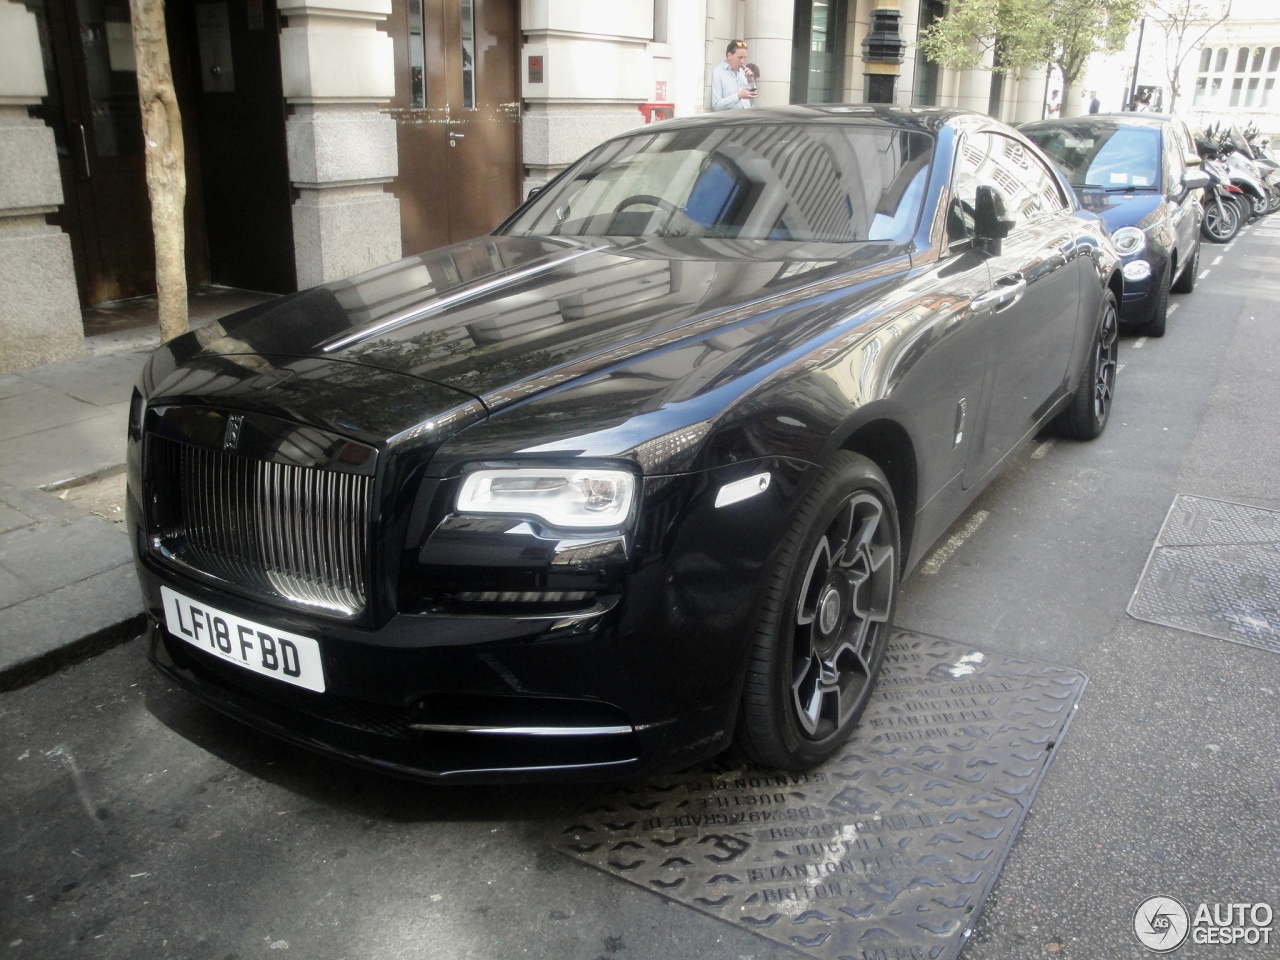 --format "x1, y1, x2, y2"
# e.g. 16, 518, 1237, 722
502, 123, 935, 243
1024, 126, 1162, 189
